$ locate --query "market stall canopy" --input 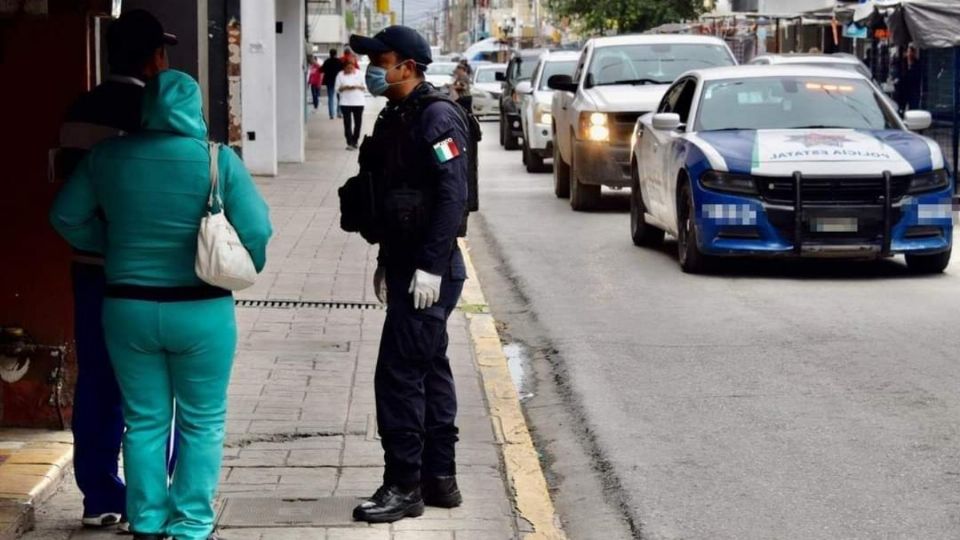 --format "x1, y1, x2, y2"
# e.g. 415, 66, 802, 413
853, 0, 960, 48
